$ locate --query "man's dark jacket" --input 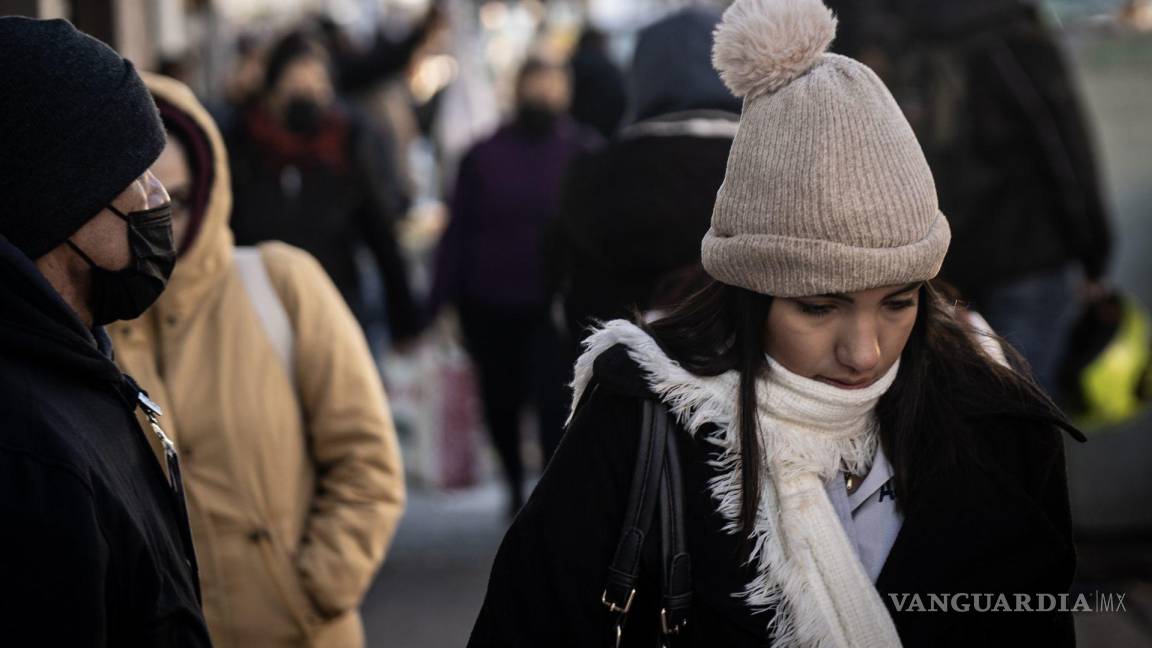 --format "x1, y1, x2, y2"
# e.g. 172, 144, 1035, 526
0, 235, 212, 646
468, 345, 1078, 647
